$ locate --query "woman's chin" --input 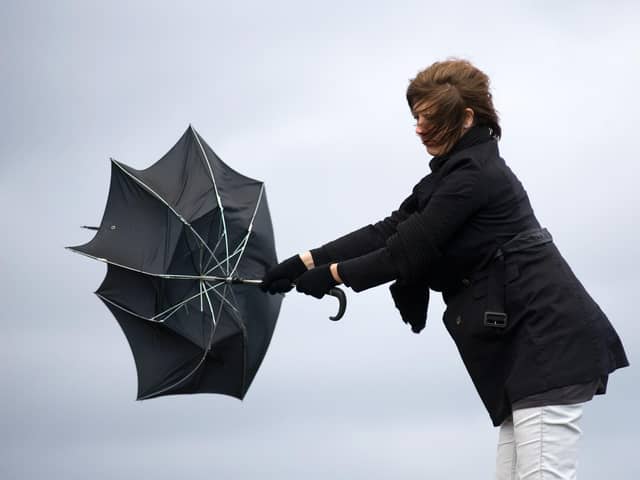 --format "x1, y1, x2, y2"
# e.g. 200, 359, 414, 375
425, 144, 441, 156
